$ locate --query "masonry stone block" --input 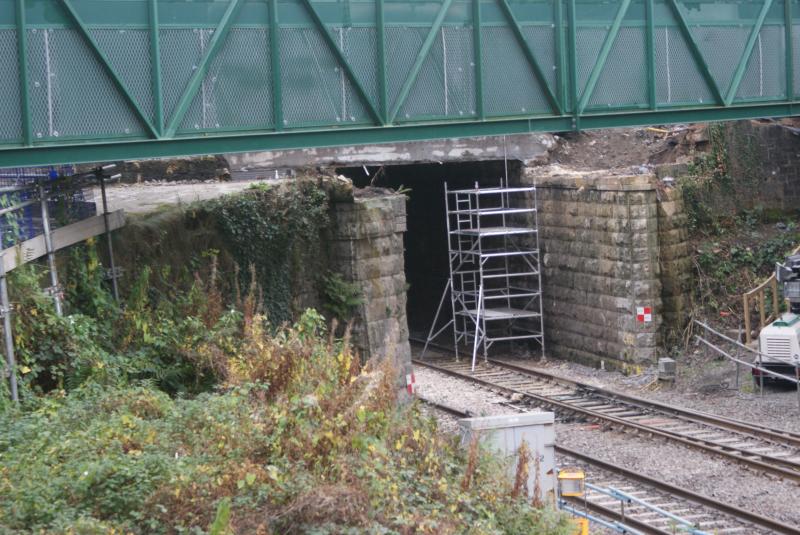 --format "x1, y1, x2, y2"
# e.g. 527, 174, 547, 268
525, 166, 675, 368
330, 194, 411, 390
